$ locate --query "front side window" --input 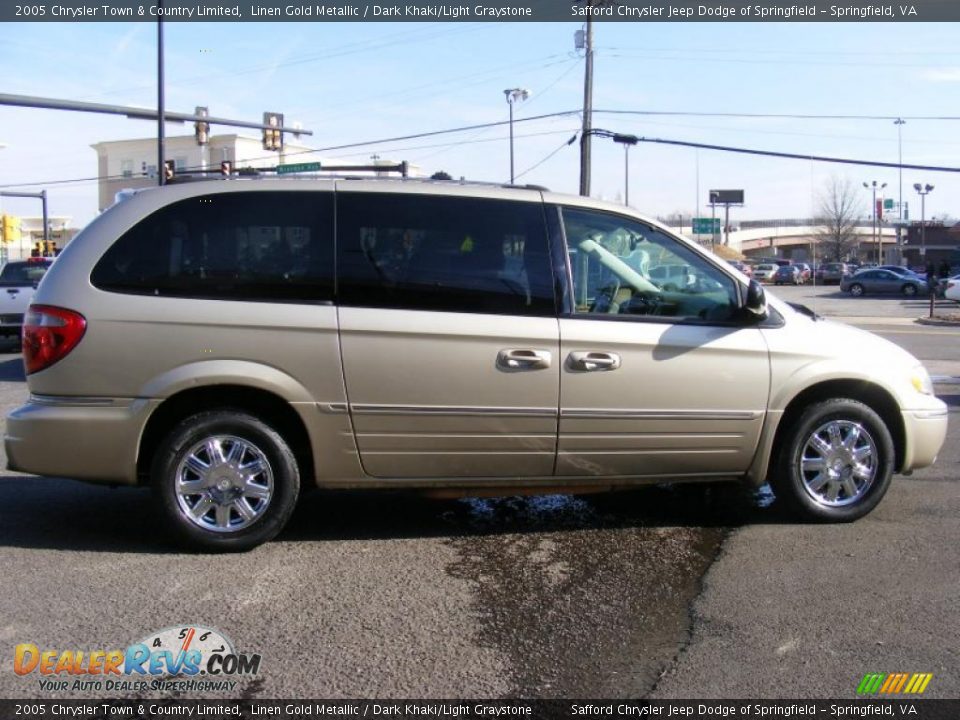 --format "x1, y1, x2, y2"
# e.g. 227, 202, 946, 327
337, 193, 555, 316
91, 192, 334, 302
562, 207, 739, 323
